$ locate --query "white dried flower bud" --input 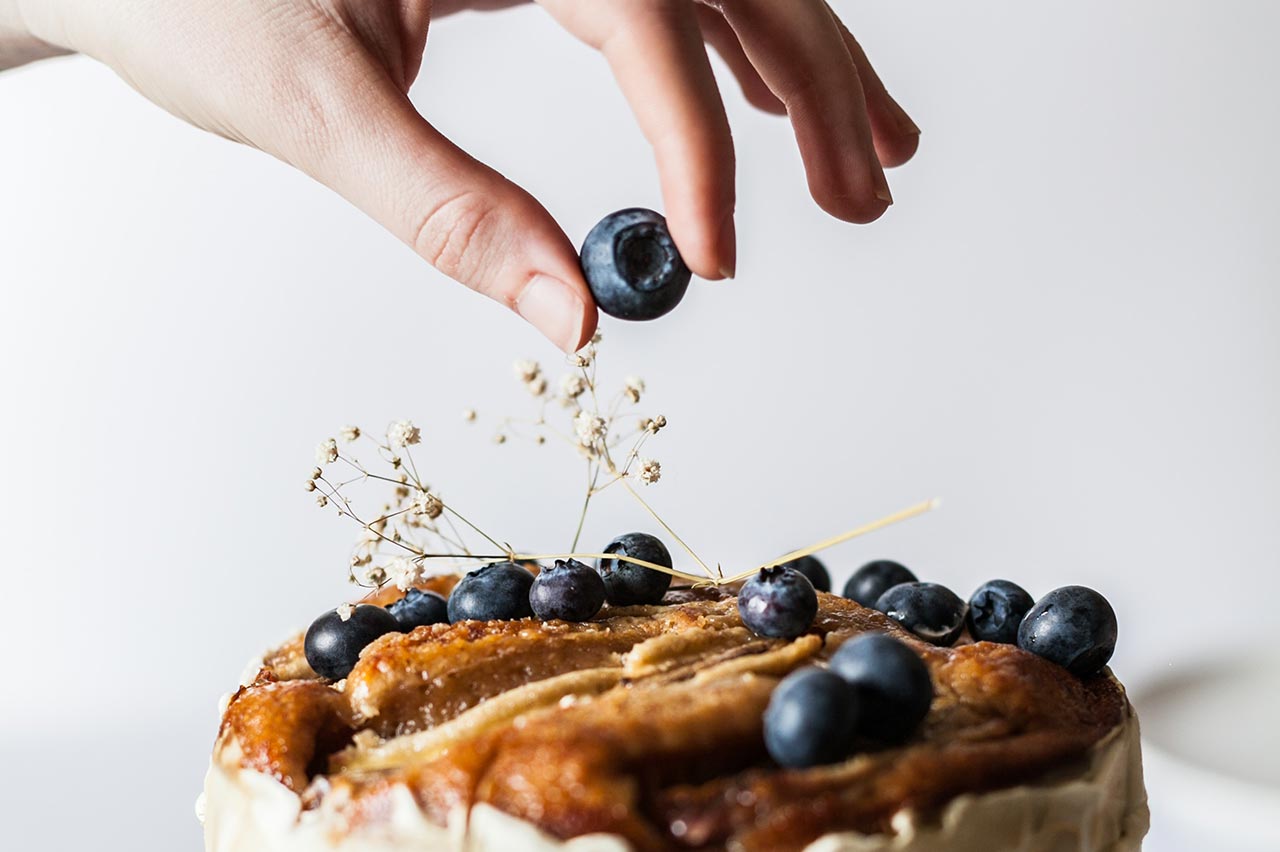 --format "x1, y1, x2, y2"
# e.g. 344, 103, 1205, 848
316, 493, 329, 508
624, 376, 645, 403
536, 435, 546, 445
304, 479, 317, 492
493, 433, 507, 445
574, 411, 607, 446
570, 352, 592, 368
637, 458, 662, 485
316, 438, 339, 465
559, 373, 587, 399
590, 331, 603, 344
526, 375, 548, 397
647, 414, 668, 434
311, 467, 323, 480
350, 552, 372, 568
362, 565, 388, 587
387, 556, 426, 591
462, 408, 477, 422
513, 359, 541, 383
339, 425, 361, 442
413, 492, 444, 520
336, 603, 356, 622
387, 420, 421, 448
